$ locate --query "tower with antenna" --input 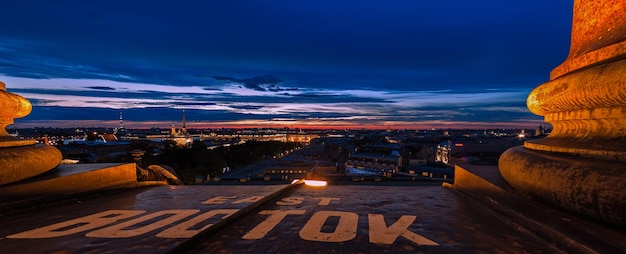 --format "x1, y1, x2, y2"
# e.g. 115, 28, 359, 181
119, 111, 125, 131
181, 109, 187, 134
116, 111, 126, 134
